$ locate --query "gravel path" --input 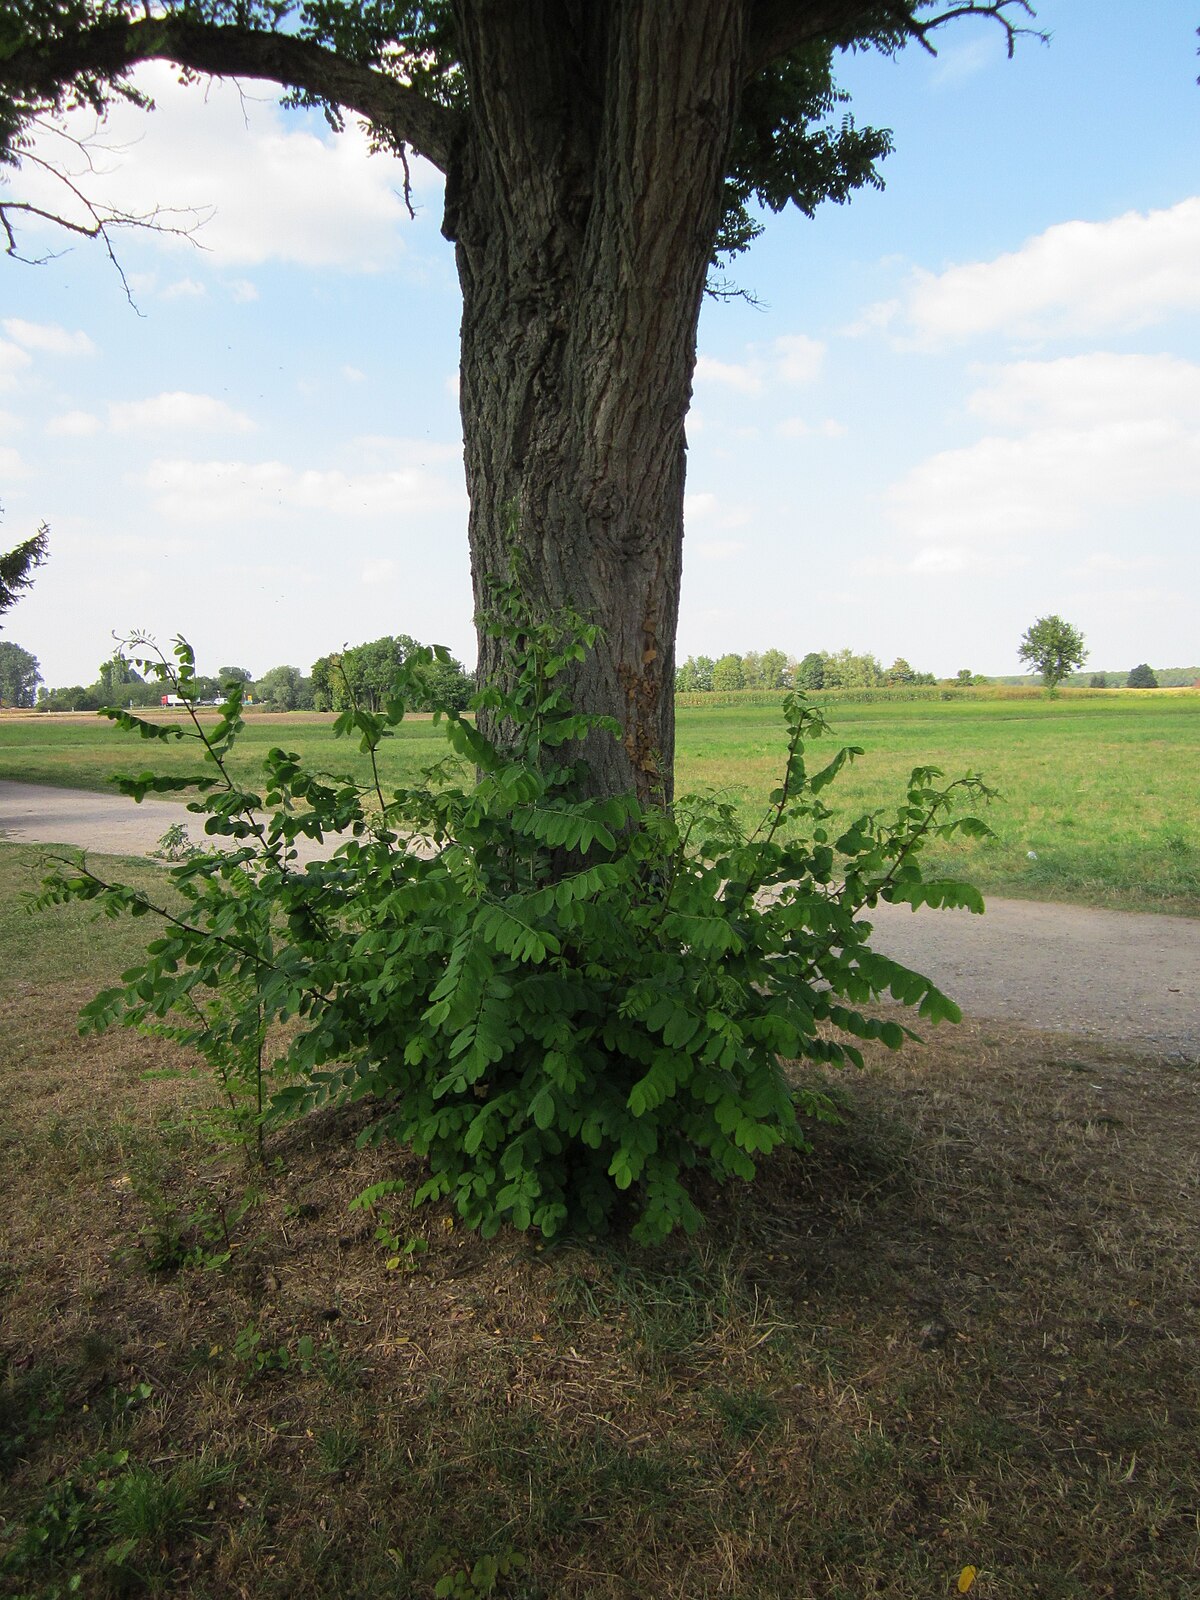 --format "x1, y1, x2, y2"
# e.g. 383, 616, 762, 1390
2, 779, 1196, 1060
